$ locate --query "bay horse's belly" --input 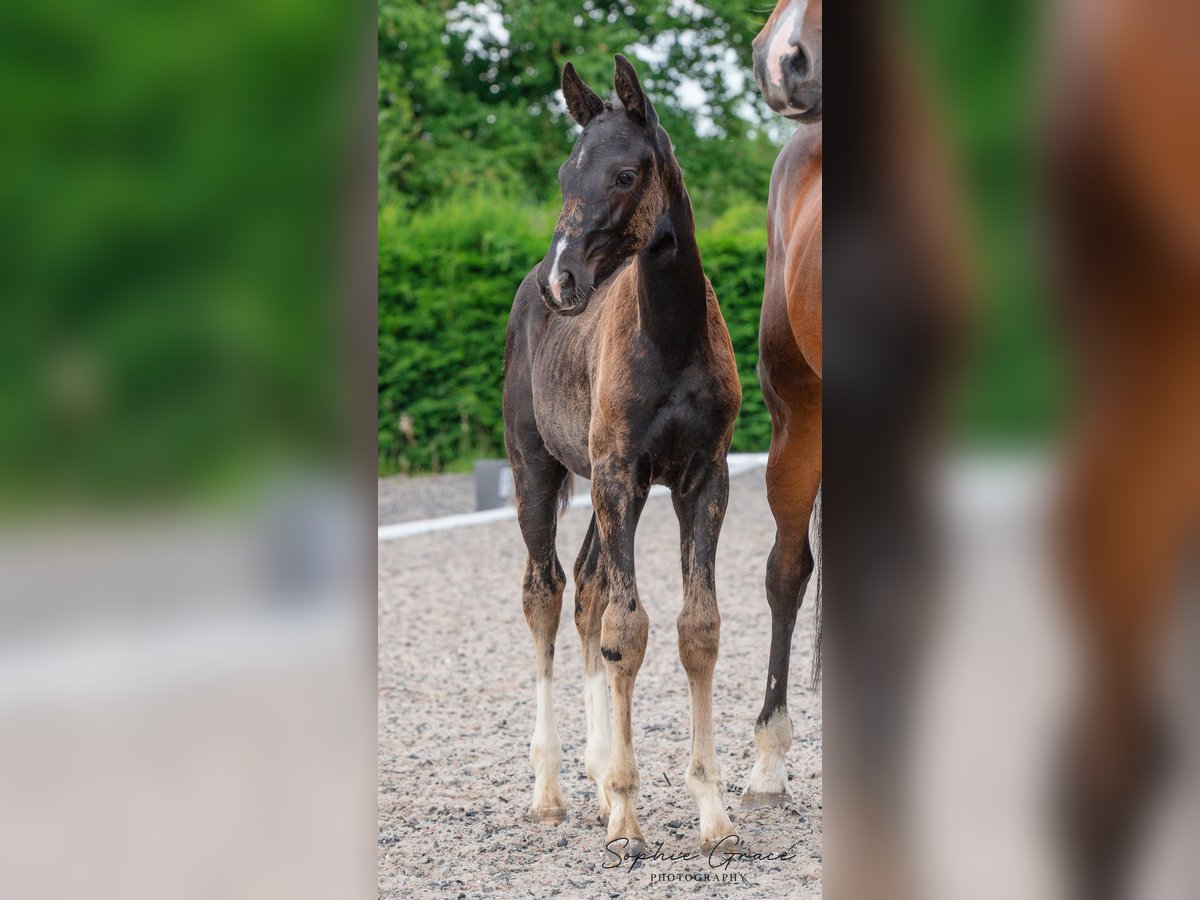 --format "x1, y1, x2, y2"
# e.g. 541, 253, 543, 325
784, 200, 822, 377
